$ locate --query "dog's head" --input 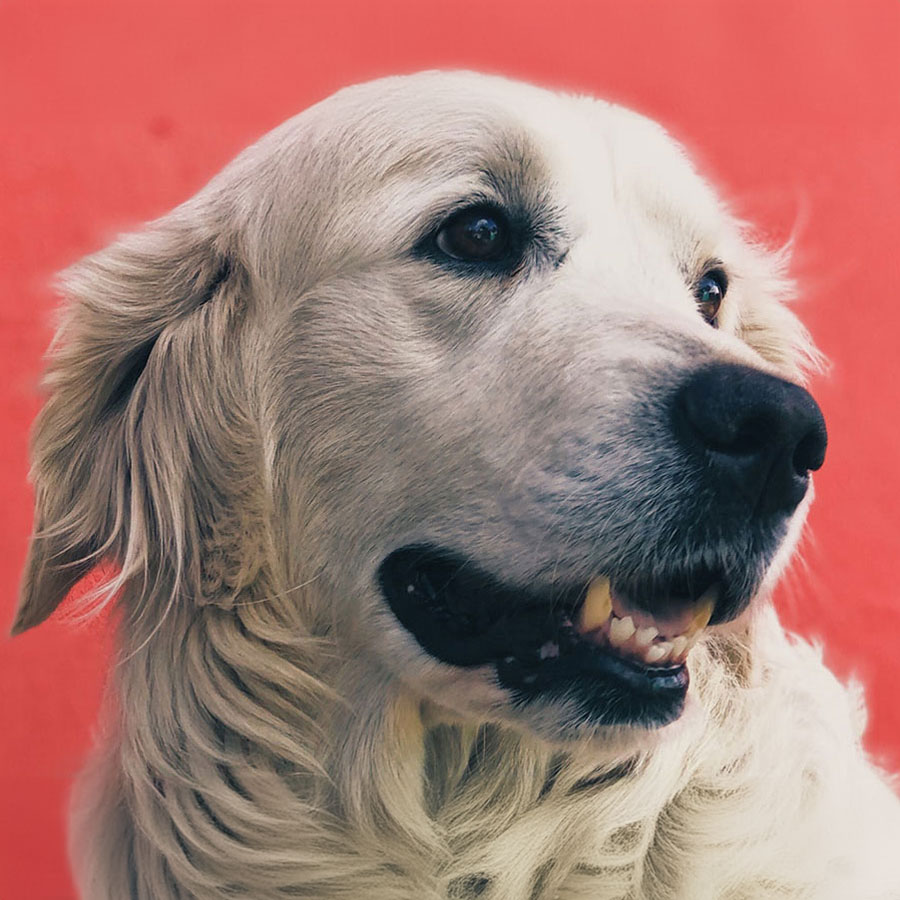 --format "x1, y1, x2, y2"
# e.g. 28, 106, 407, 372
14, 72, 825, 744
